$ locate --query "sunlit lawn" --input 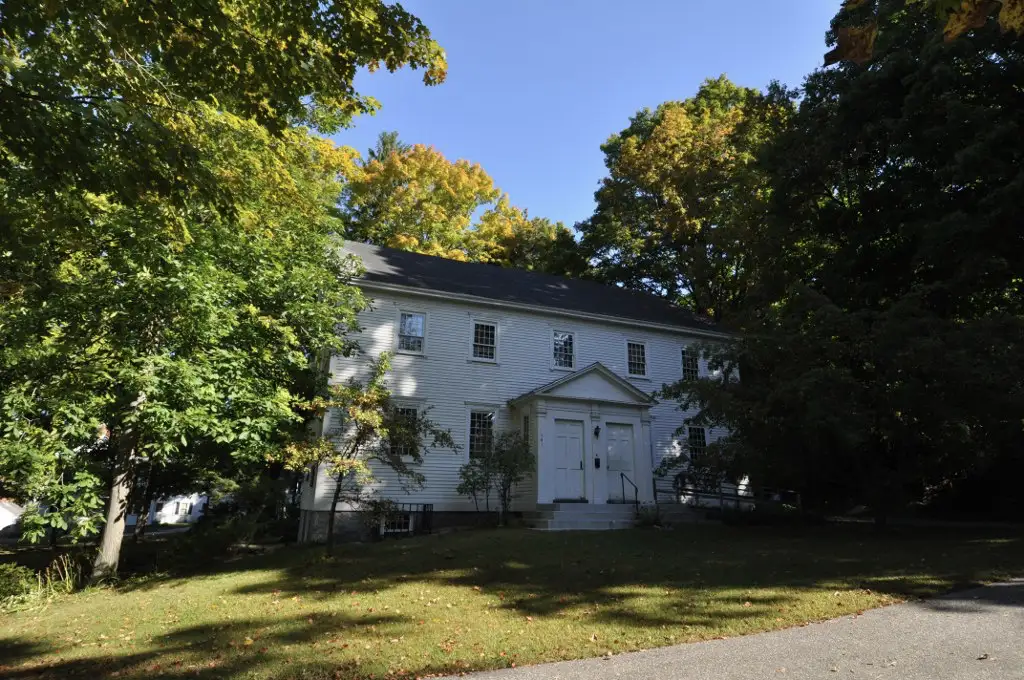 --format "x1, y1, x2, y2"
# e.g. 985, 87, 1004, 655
2, 524, 1023, 679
